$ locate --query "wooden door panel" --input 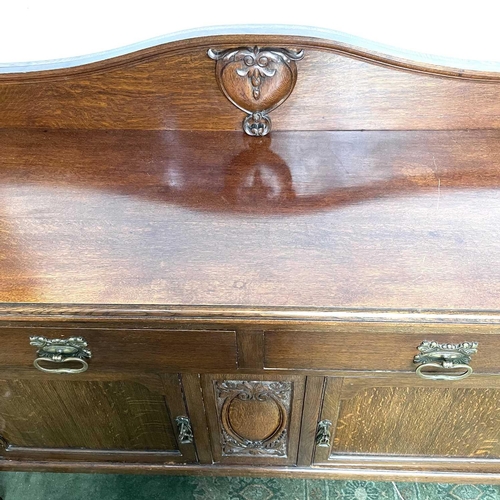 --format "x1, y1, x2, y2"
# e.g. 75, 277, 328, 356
333, 386, 500, 457
314, 376, 500, 467
0, 373, 197, 463
202, 374, 305, 465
